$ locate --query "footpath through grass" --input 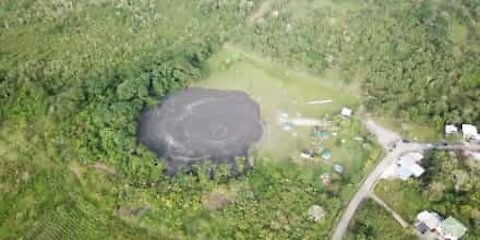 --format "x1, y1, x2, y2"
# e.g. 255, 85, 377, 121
345, 200, 416, 240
